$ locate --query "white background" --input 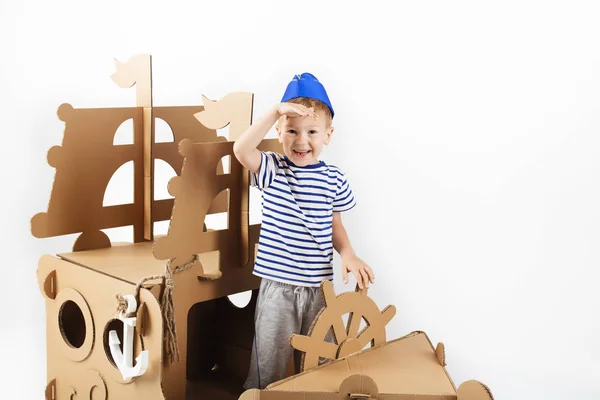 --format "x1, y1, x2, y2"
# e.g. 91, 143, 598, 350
2, 0, 600, 399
